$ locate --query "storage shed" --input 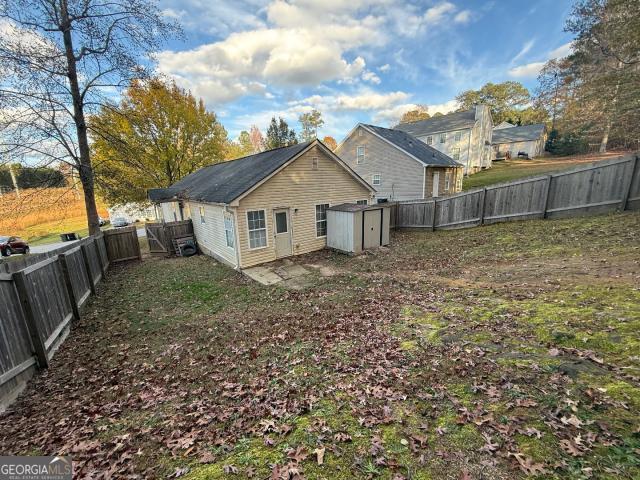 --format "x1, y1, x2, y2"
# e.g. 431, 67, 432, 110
327, 203, 390, 254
